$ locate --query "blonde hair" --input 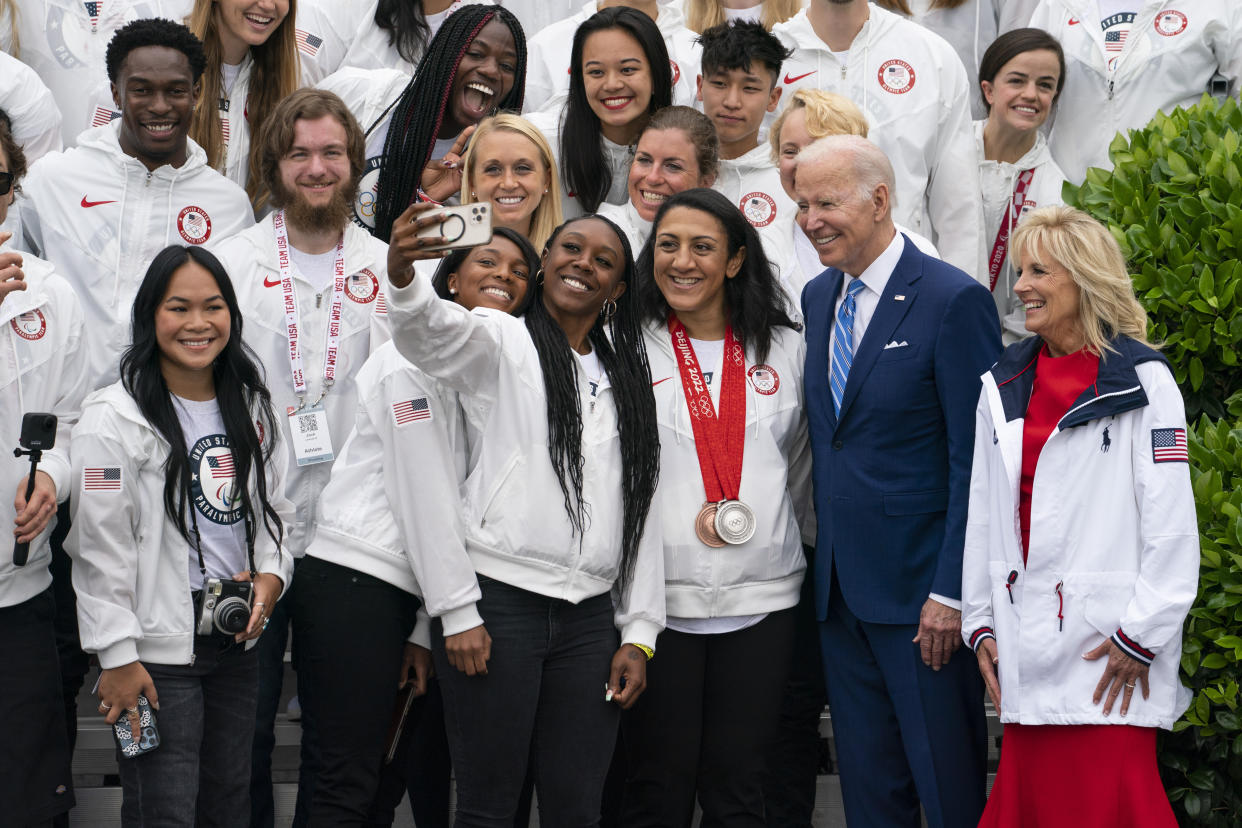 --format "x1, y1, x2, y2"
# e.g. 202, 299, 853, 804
189, 0, 301, 213
872, 0, 969, 13
768, 88, 869, 164
1010, 206, 1153, 355
0, 0, 19, 59
460, 114, 564, 251
685, 0, 800, 33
